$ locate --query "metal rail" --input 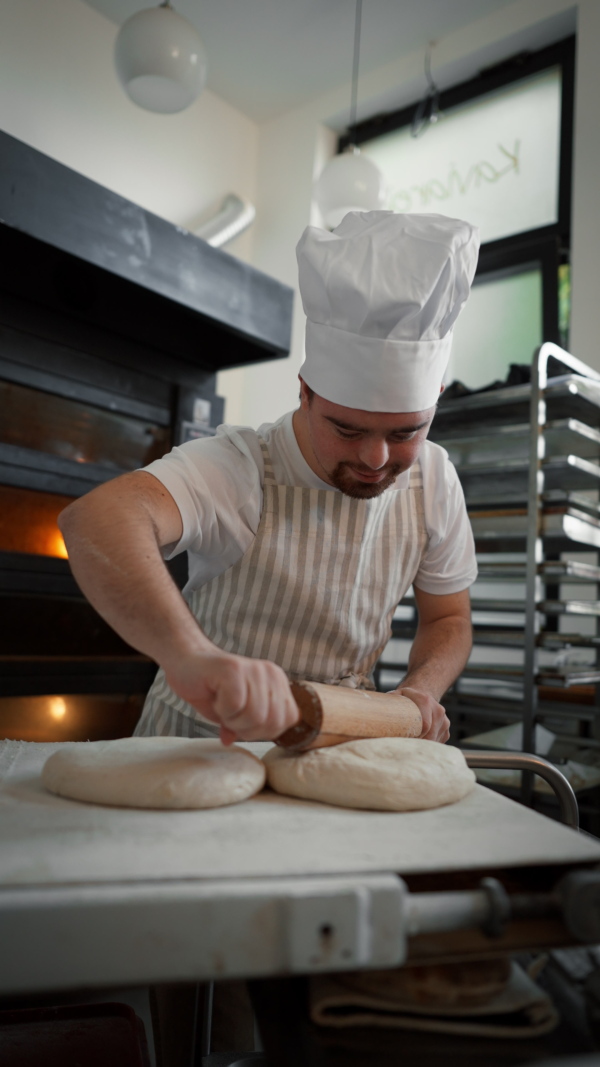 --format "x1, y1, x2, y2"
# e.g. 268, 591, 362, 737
523, 343, 600, 801
465, 750, 579, 830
